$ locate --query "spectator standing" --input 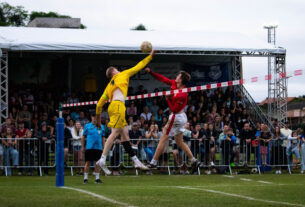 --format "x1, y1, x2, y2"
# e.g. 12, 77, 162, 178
18, 105, 32, 129
129, 122, 145, 161
127, 116, 134, 131
301, 127, 305, 174
81, 113, 105, 184
24, 130, 35, 176
258, 124, 272, 166
287, 131, 301, 169
239, 123, 254, 167
70, 107, 80, 121
23, 89, 34, 111
206, 123, 218, 168
2, 127, 19, 176
191, 123, 203, 161
140, 106, 152, 121
67, 91, 79, 104
280, 122, 292, 158
150, 99, 159, 117
155, 109, 163, 126
15, 121, 28, 175
78, 112, 89, 127
36, 124, 51, 175
64, 122, 72, 167
71, 121, 84, 175
272, 126, 285, 174
221, 127, 236, 166
144, 124, 160, 161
